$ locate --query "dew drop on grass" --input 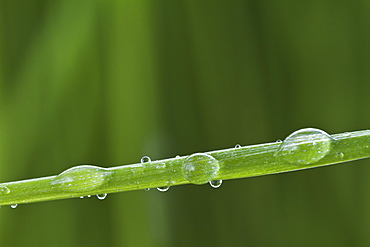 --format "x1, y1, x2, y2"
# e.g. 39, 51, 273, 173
80, 196, 84, 199
10, 204, 18, 209
155, 163, 166, 170
96, 193, 107, 200
182, 153, 220, 185
141, 156, 151, 163
145, 188, 150, 191
209, 180, 222, 188
51, 165, 110, 192
336, 152, 345, 159
157, 186, 170, 192
275, 128, 334, 165
235, 144, 241, 148
343, 132, 351, 137
0, 186, 10, 195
